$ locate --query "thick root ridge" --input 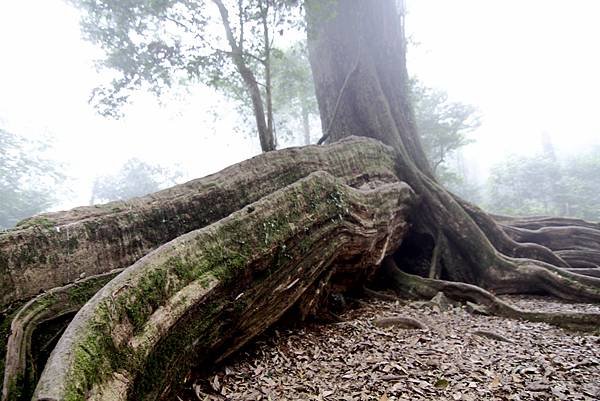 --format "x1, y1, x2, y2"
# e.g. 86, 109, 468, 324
456, 197, 570, 268
446, 195, 600, 295
501, 224, 600, 253
565, 267, 600, 278
1, 271, 120, 401
381, 257, 600, 332
32, 172, 415, 401
496, 215, 600, 231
